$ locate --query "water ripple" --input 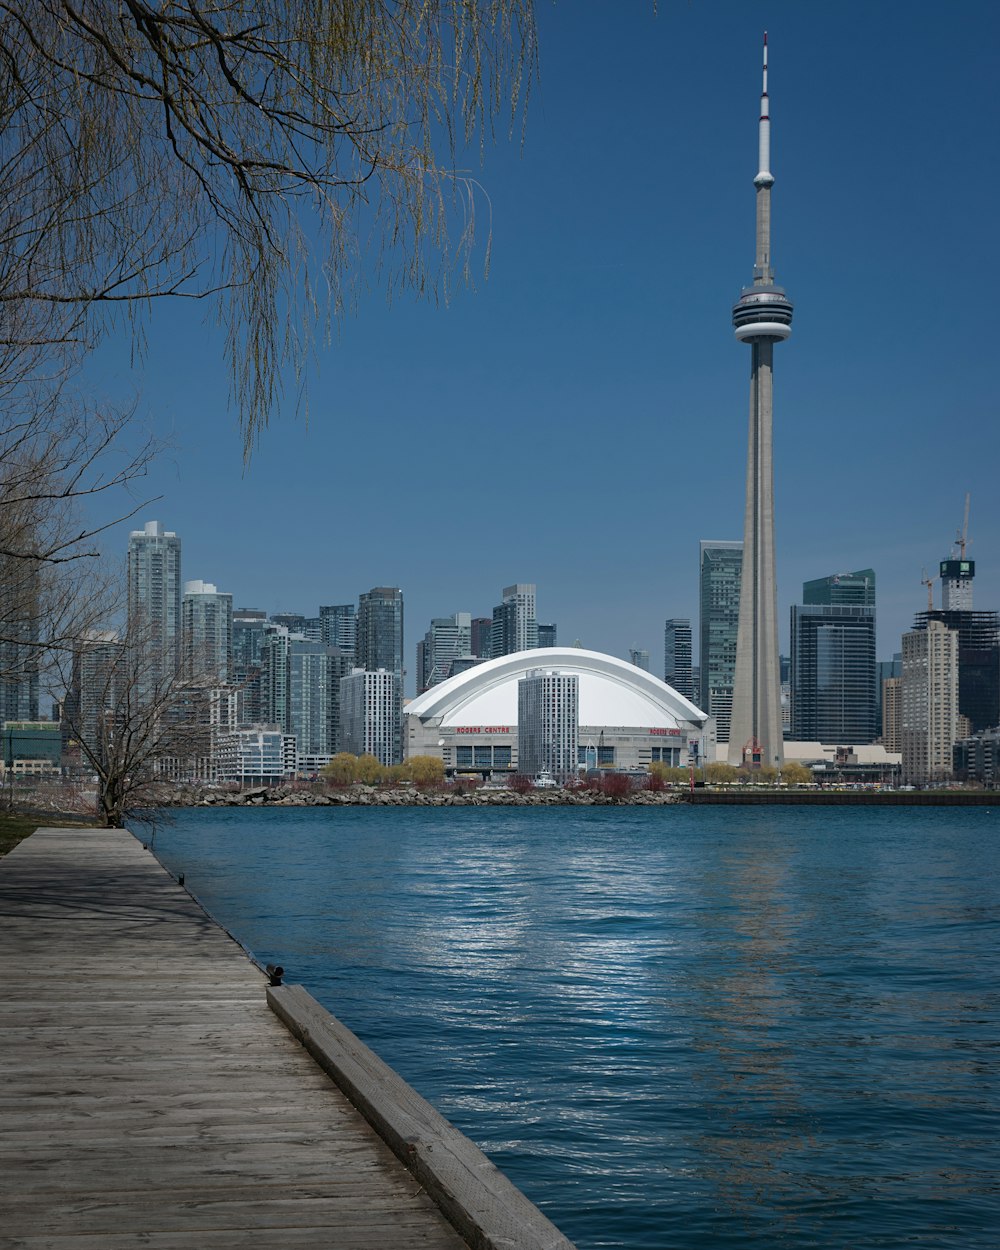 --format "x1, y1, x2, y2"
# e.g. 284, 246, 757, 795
147, 805, 1000, 1249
